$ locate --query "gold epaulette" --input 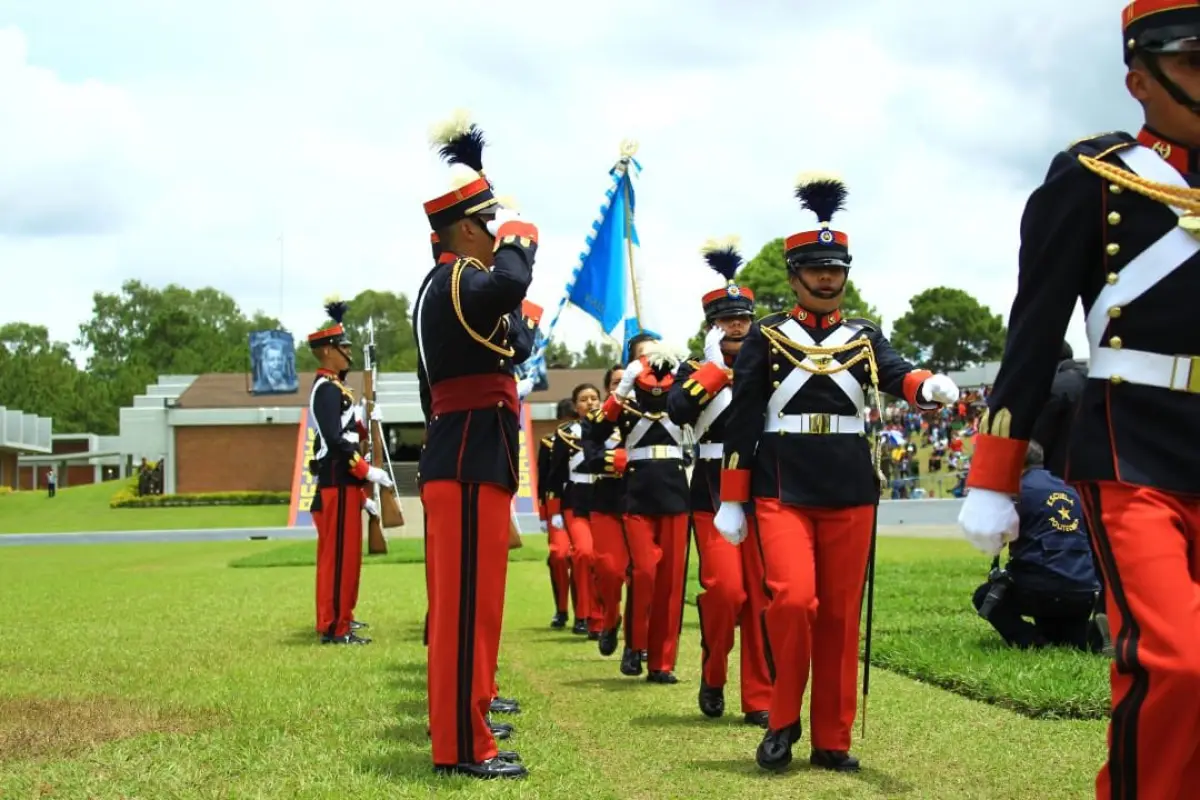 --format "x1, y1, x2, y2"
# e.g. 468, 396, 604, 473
585, 408, 606, 425
1077, 153, 1200, 219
